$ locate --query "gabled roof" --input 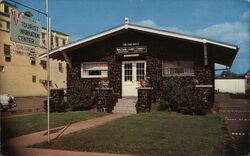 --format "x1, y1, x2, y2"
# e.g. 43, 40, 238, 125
40, 23, 239, 67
